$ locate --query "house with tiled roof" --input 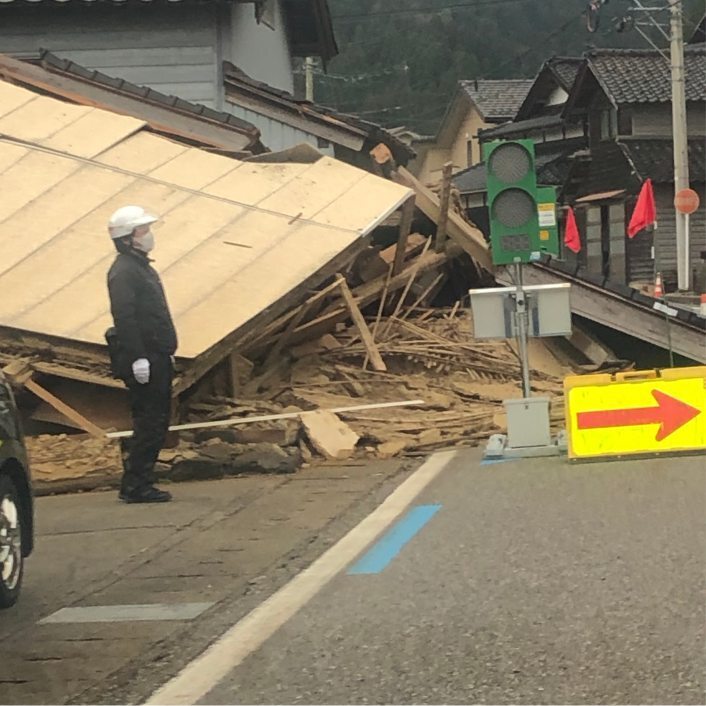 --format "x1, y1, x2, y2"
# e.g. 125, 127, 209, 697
451, 46, 705, 295
453, 58, 585, 202
451, 58, 585, 236
0, 1, 413, 169
561, 46, 706, 290
412, 78, 532, 184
